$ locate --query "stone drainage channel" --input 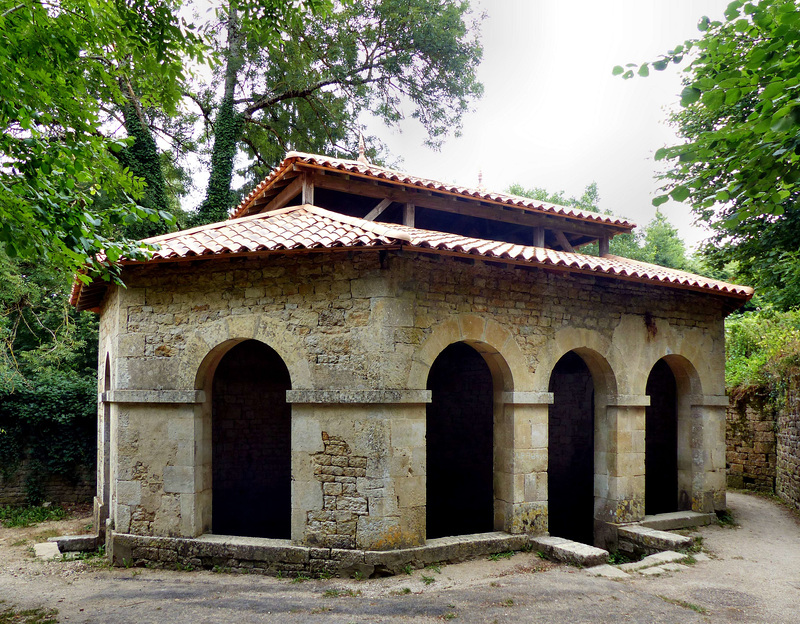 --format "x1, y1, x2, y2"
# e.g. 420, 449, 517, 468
41, 511, 714, 577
